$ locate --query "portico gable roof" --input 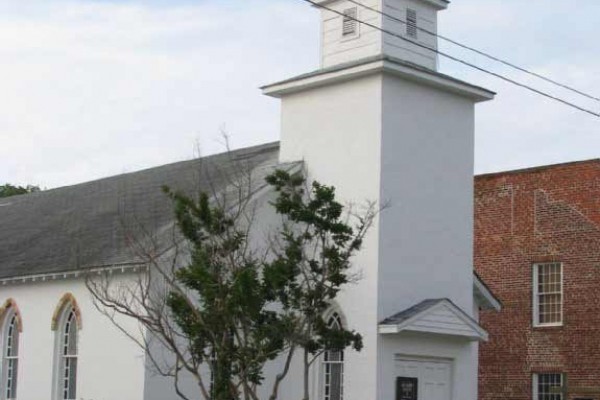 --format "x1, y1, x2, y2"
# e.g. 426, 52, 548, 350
378, 298, 489, 341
